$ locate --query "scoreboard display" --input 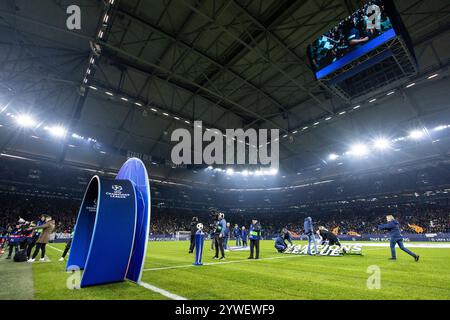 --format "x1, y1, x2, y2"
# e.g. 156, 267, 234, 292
308, 0, 413, 80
